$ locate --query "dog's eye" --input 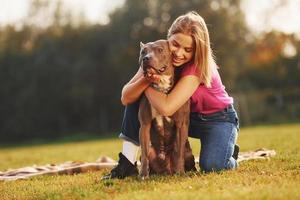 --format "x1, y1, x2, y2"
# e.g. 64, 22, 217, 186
141, 49, 146, 54
159, 66, 166, 73
158, 47, 163, 53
